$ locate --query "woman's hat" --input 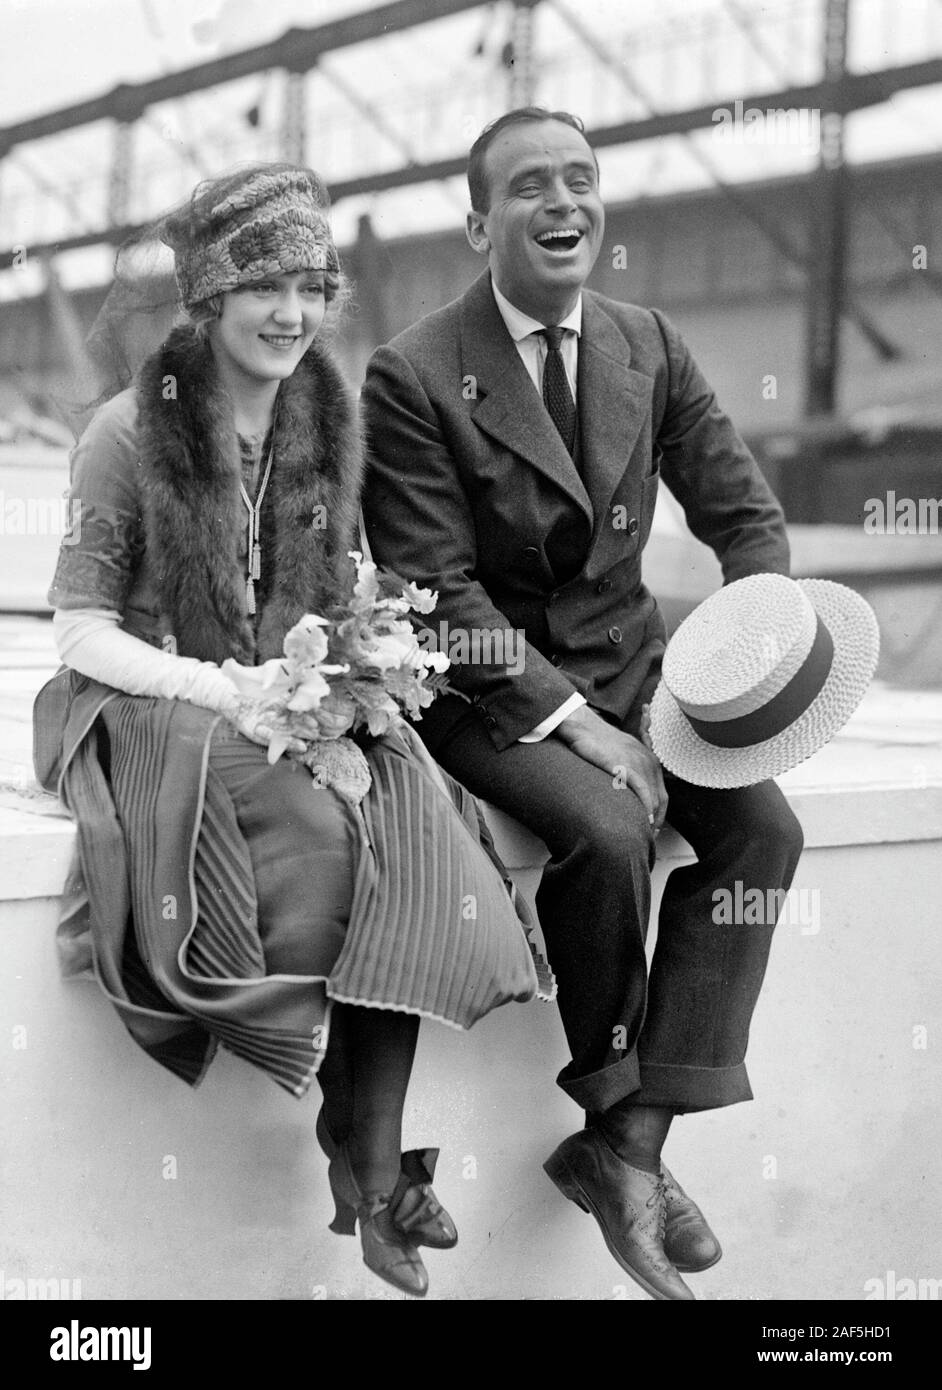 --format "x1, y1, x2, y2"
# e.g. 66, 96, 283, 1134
649, 573, 880, 789
161, 166, 339, 309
